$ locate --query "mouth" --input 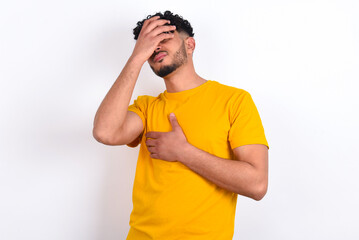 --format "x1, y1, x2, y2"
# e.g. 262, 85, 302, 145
153, 52, 167, 62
